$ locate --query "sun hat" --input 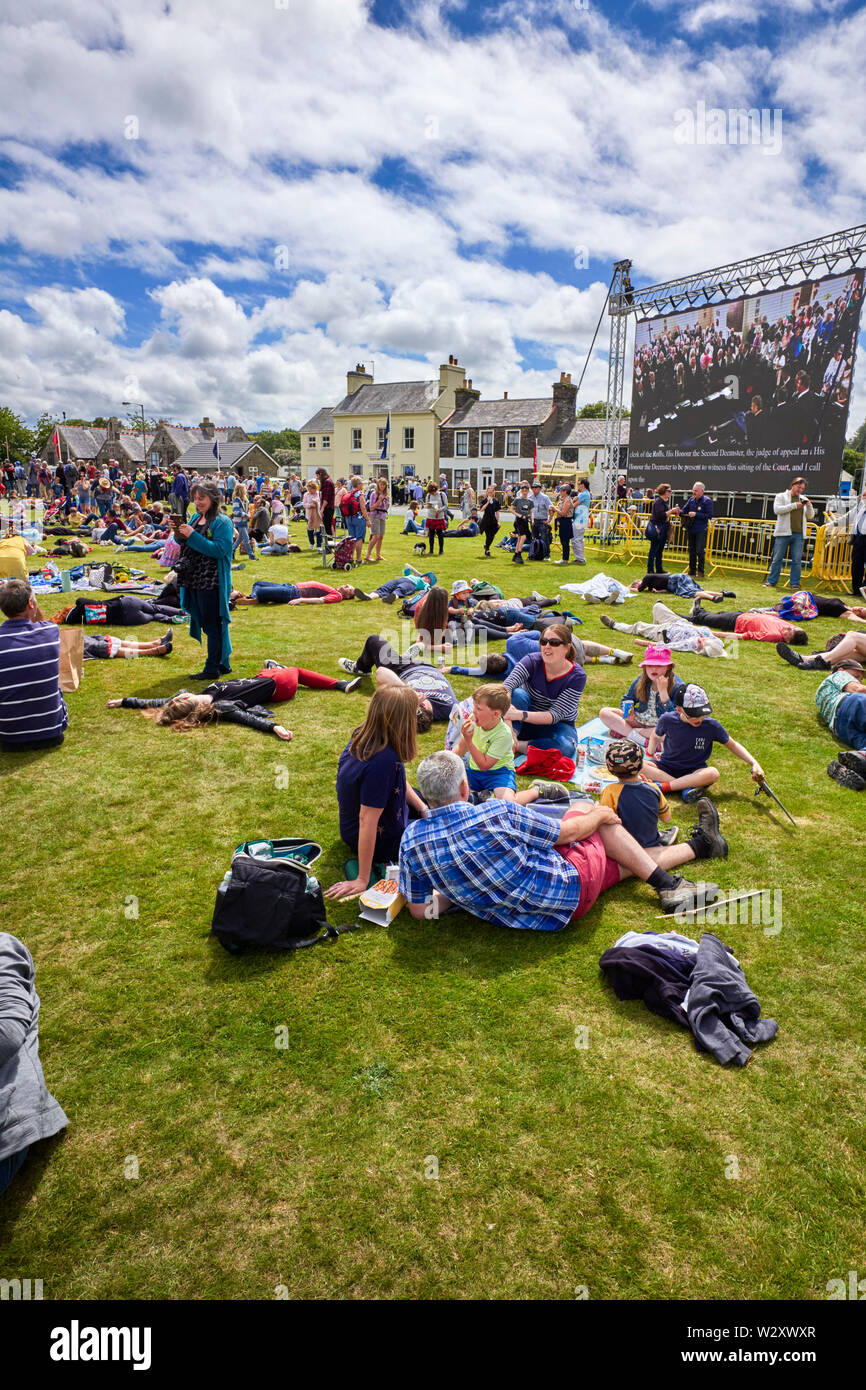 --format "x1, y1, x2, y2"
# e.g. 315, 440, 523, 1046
640, 644, 673, 668
451, 579, 470, 596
